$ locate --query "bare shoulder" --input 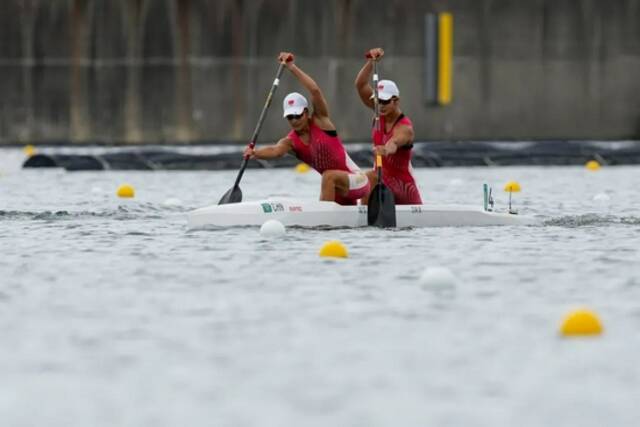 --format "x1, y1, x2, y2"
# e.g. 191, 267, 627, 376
393, 122, 414, 144
396, 122, 414, 134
